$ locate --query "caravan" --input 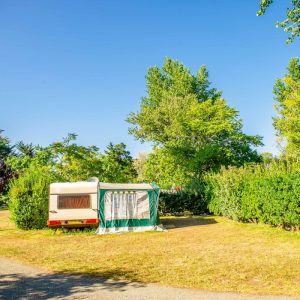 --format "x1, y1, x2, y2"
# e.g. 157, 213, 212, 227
48, 181, 99, 227
47, 180, 163, 233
